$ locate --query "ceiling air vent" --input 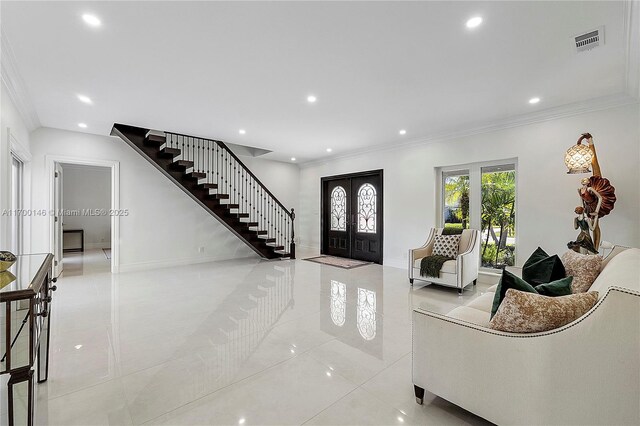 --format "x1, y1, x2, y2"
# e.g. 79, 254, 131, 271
574, 26, 604, 53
